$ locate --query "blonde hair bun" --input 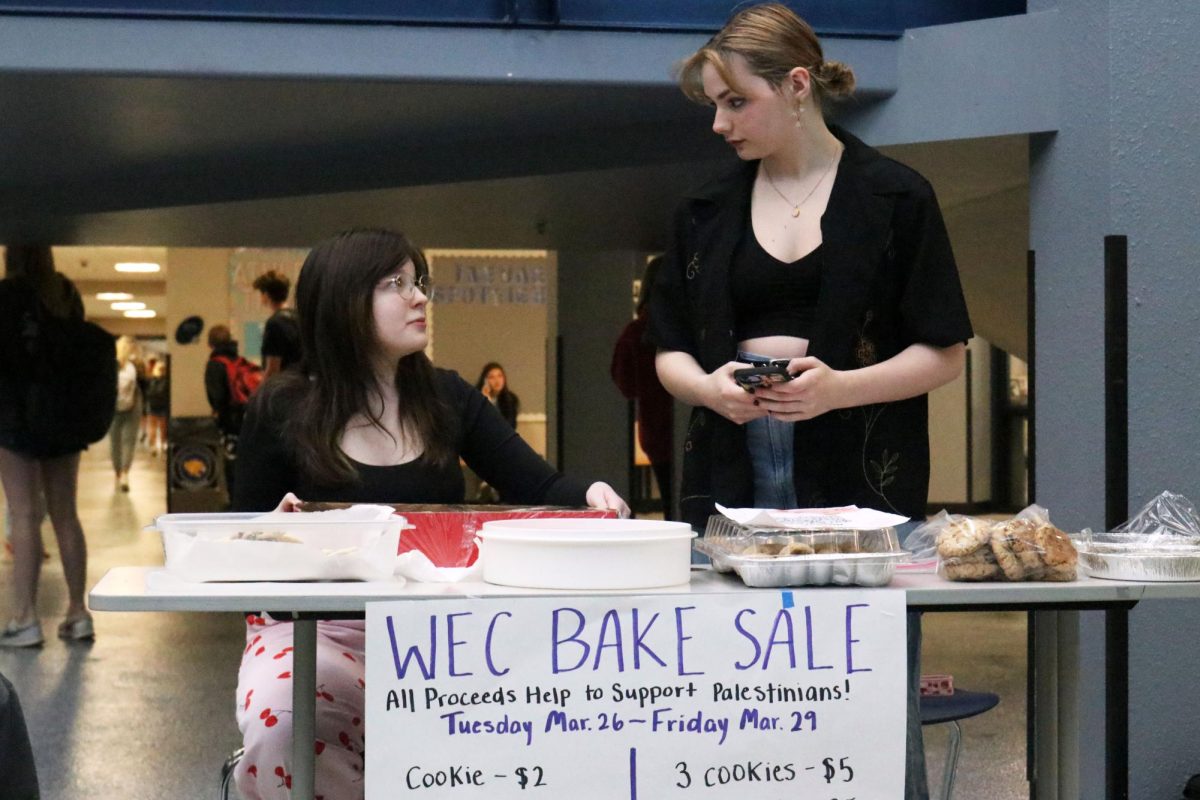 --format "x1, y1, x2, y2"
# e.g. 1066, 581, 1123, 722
814, 59, 856, 99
